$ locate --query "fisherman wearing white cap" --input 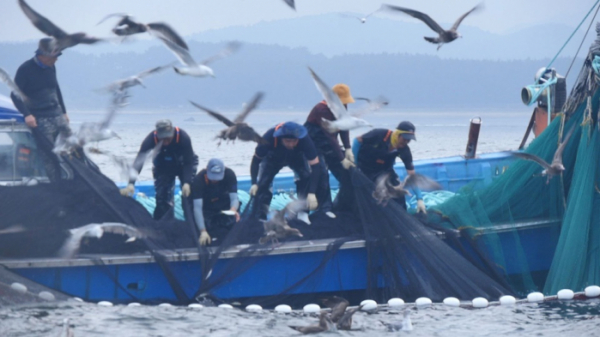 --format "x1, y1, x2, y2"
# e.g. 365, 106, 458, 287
191, 158, 240, 246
